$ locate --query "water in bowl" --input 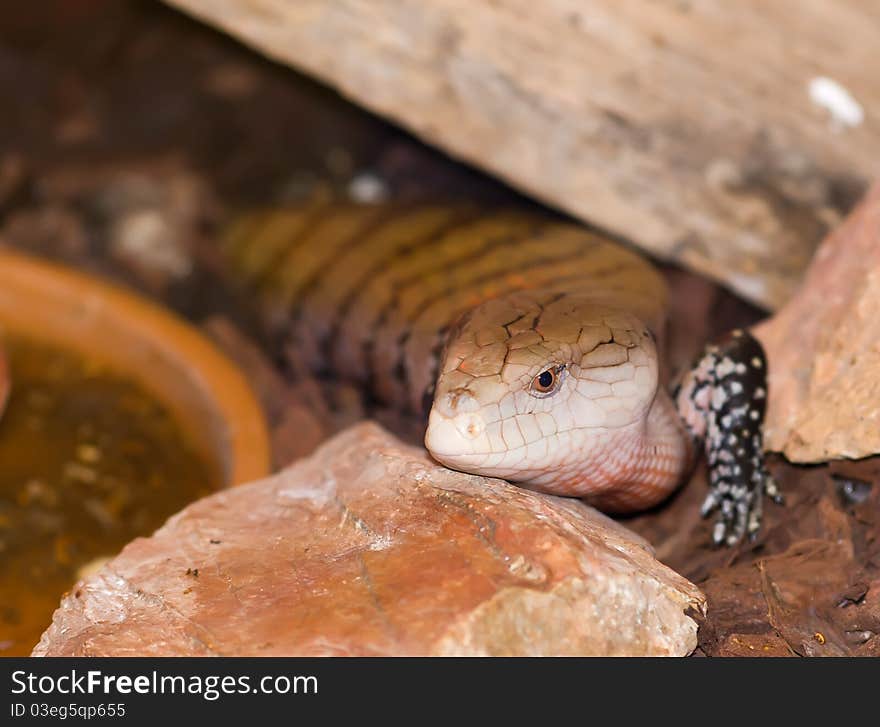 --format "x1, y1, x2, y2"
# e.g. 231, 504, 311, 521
0, 335, 221, 655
